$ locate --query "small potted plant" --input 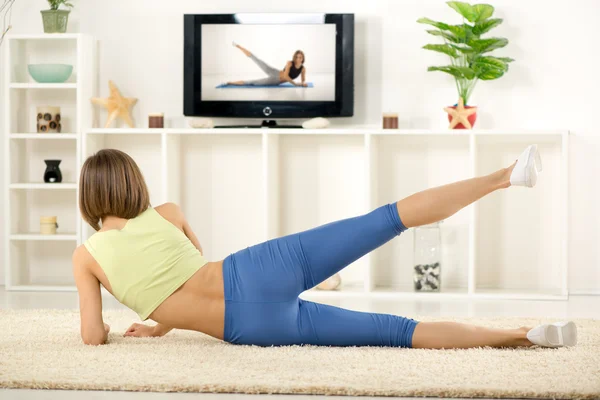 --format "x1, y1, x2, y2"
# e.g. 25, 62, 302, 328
41, 0, 74, 34
418, 1, 514, 129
